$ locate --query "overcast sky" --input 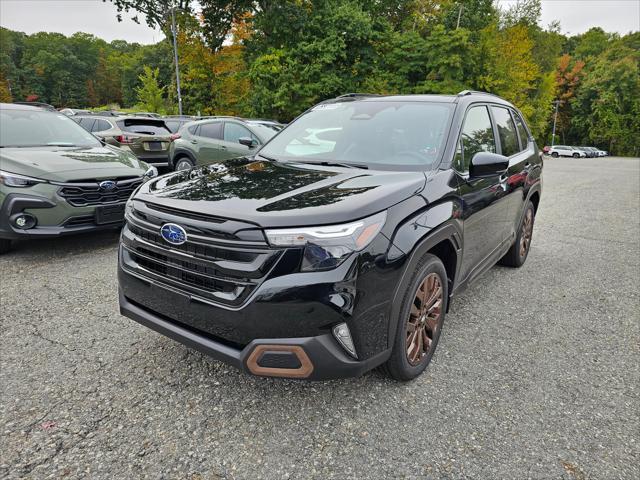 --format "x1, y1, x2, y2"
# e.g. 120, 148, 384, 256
0, 0, 638, 44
